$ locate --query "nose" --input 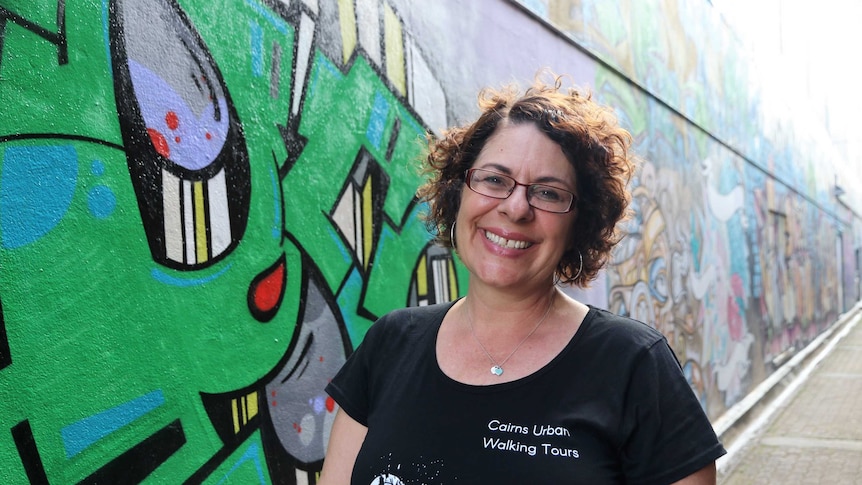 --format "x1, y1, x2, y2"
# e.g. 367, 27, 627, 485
497, 184, 534, 221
